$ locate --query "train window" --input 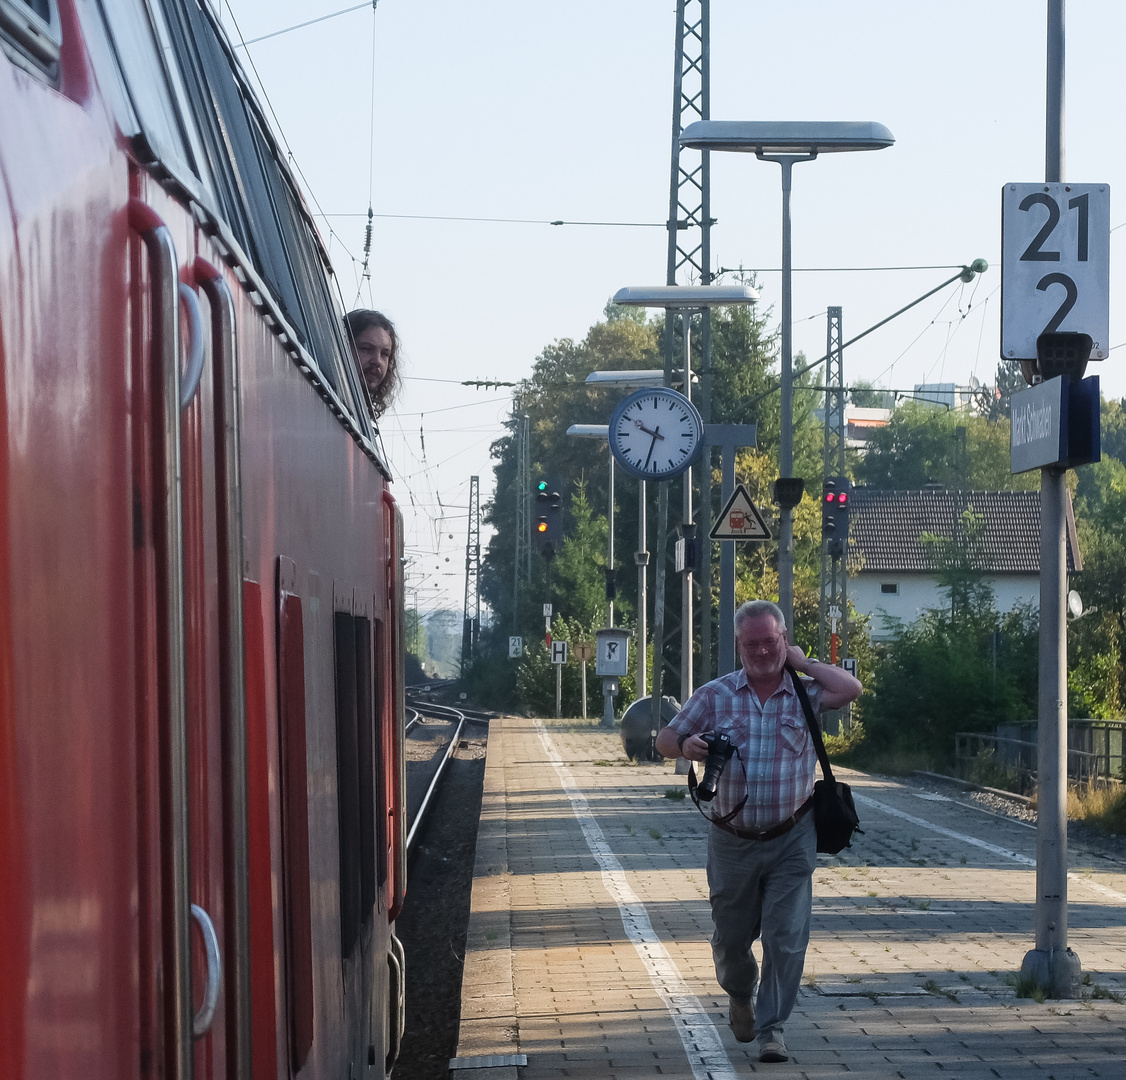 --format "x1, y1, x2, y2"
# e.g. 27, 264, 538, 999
277, 587, 315, 1070
333, 611, 363, 958
354, 616, 378, 918
334, 609, 378, 955
157, 0, 363, 410
94, 0, 203, 195
0, 0, 60, 80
